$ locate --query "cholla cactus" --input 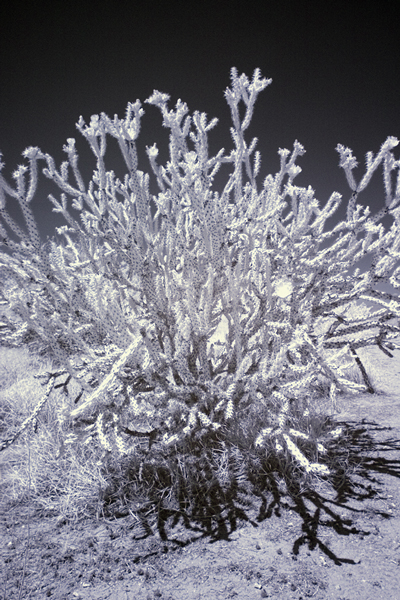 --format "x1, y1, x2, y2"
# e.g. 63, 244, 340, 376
1, 67, 400, 475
